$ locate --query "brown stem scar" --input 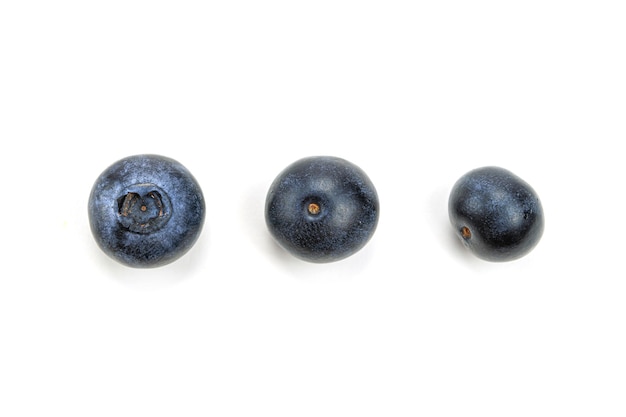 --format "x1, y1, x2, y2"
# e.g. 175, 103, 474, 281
308, 203, 321, 215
